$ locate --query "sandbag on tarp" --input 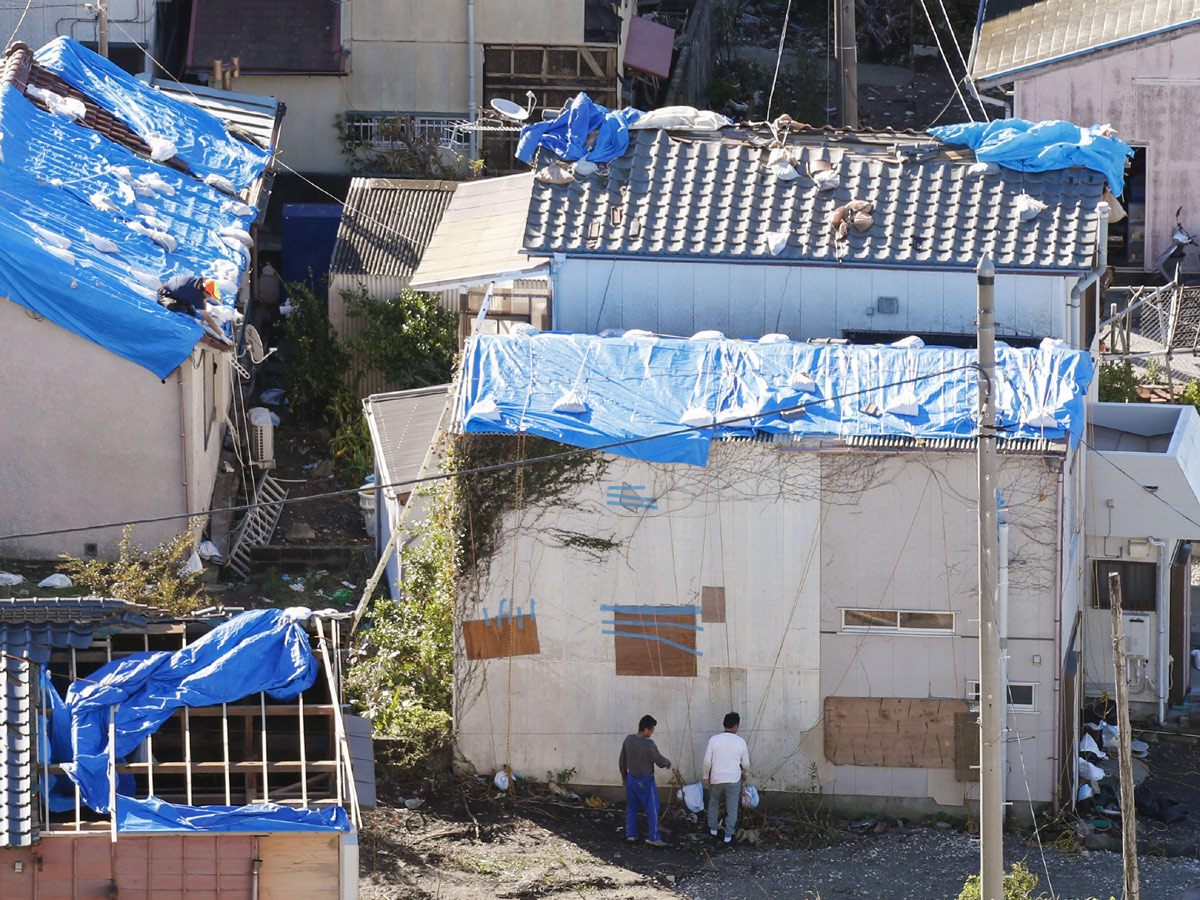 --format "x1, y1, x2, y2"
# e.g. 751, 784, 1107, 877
516, 92, 643, 164
930, 119, 1133, 195
117, 796, 350, 833
34, 38, 270, 190
453, 332, 1095, 467
52, 609, 318, 812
